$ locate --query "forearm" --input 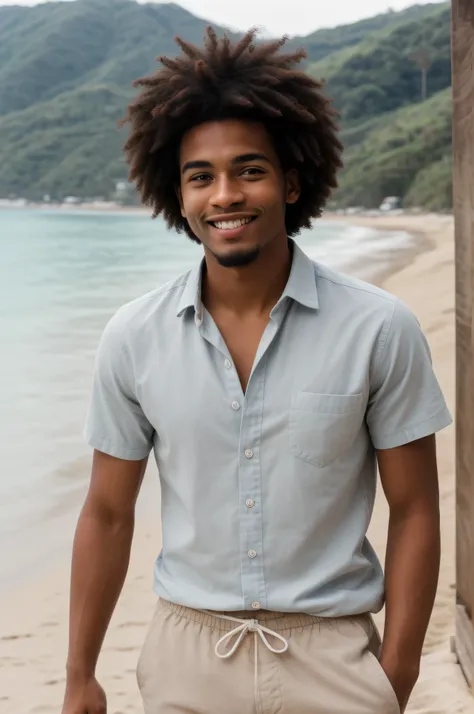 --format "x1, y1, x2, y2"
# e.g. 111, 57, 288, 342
66, 504, 134, 680
381, 504, 440, 671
